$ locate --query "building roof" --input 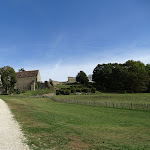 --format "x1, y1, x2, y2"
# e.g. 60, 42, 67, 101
16, 70, 39, 78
